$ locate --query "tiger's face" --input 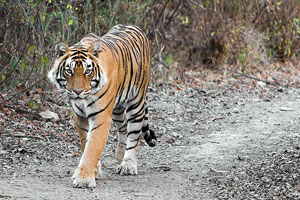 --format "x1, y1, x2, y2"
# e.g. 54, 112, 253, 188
48, 42, 107, 100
